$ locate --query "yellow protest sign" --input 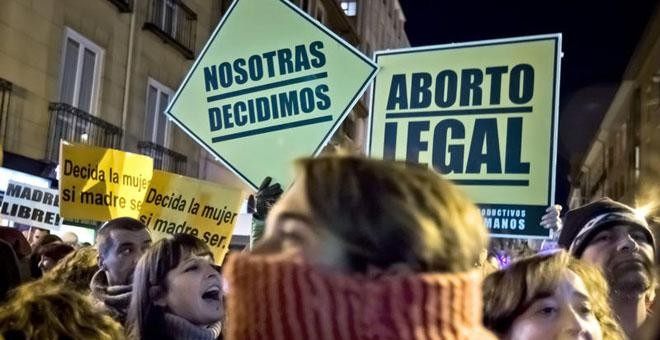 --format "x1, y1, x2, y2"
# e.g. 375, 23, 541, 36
139, 170, 244, 262
369, 34, 561, 238
59, 143, 153, 221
